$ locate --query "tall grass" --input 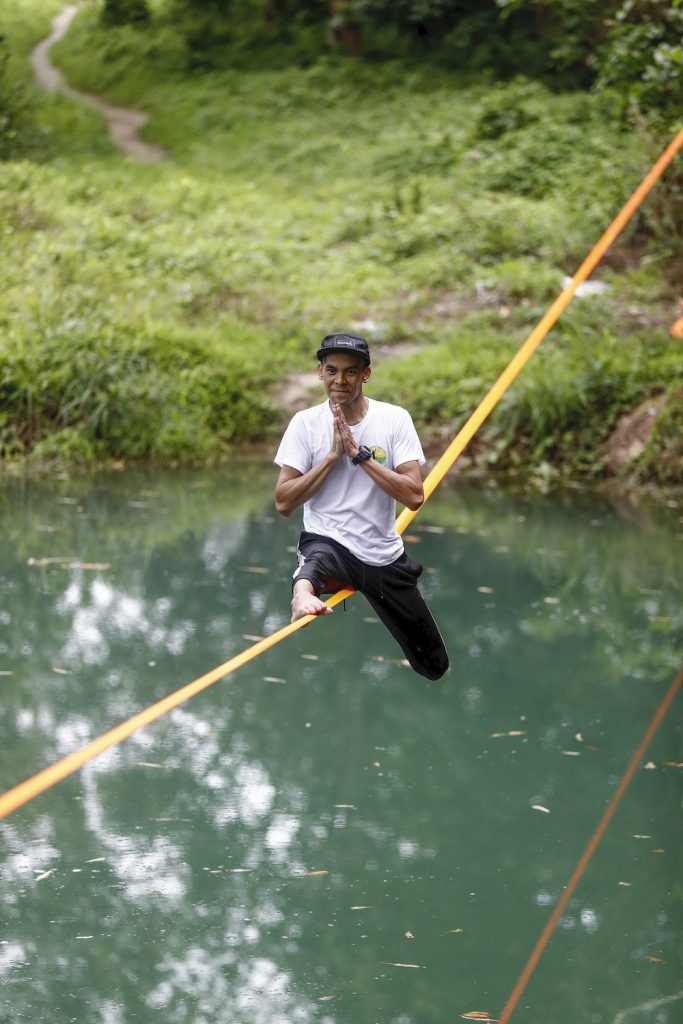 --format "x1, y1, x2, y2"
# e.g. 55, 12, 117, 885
0, 0, 679, 483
